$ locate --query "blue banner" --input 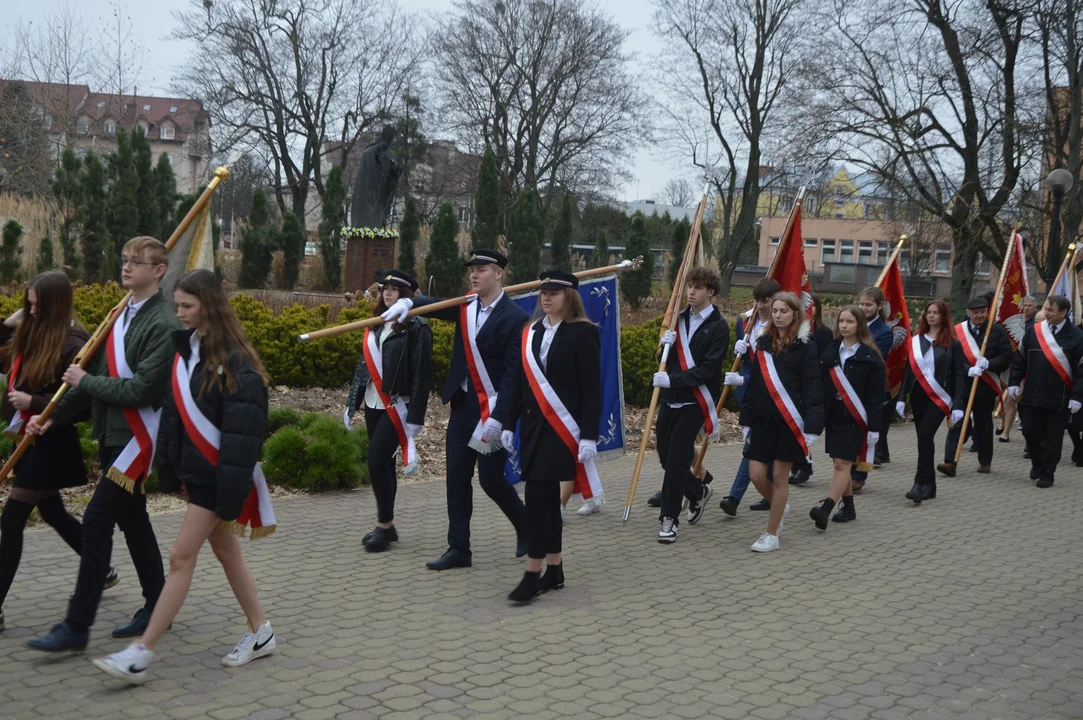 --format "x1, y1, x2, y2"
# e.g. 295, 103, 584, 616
504, 274, 626, 484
